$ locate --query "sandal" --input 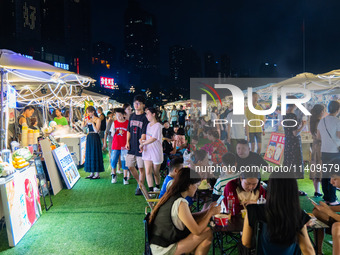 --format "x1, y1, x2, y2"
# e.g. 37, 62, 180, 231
92, 176, 100, 179
85, 175, 94, 179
